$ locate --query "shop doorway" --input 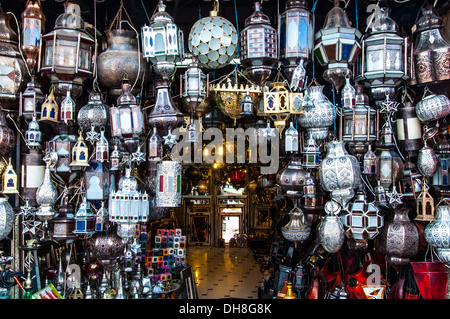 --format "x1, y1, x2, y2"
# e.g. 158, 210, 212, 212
221, 215, 240, 244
